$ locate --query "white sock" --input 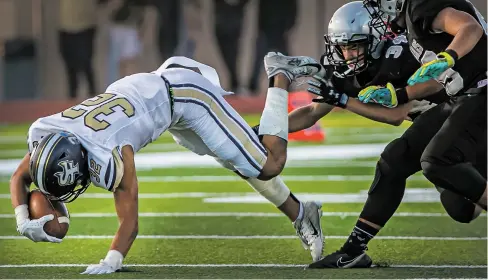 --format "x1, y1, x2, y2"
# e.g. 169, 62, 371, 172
294, 202, 304, 223
258, 87, 289, 141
